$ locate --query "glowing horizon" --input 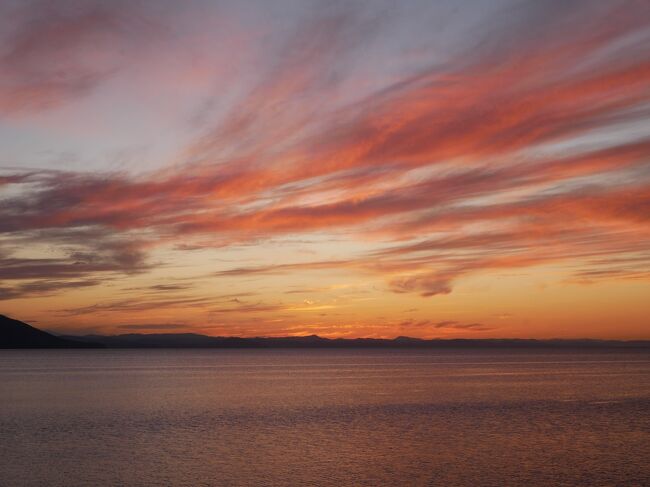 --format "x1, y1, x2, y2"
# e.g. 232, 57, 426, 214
1, 0, 649, 339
